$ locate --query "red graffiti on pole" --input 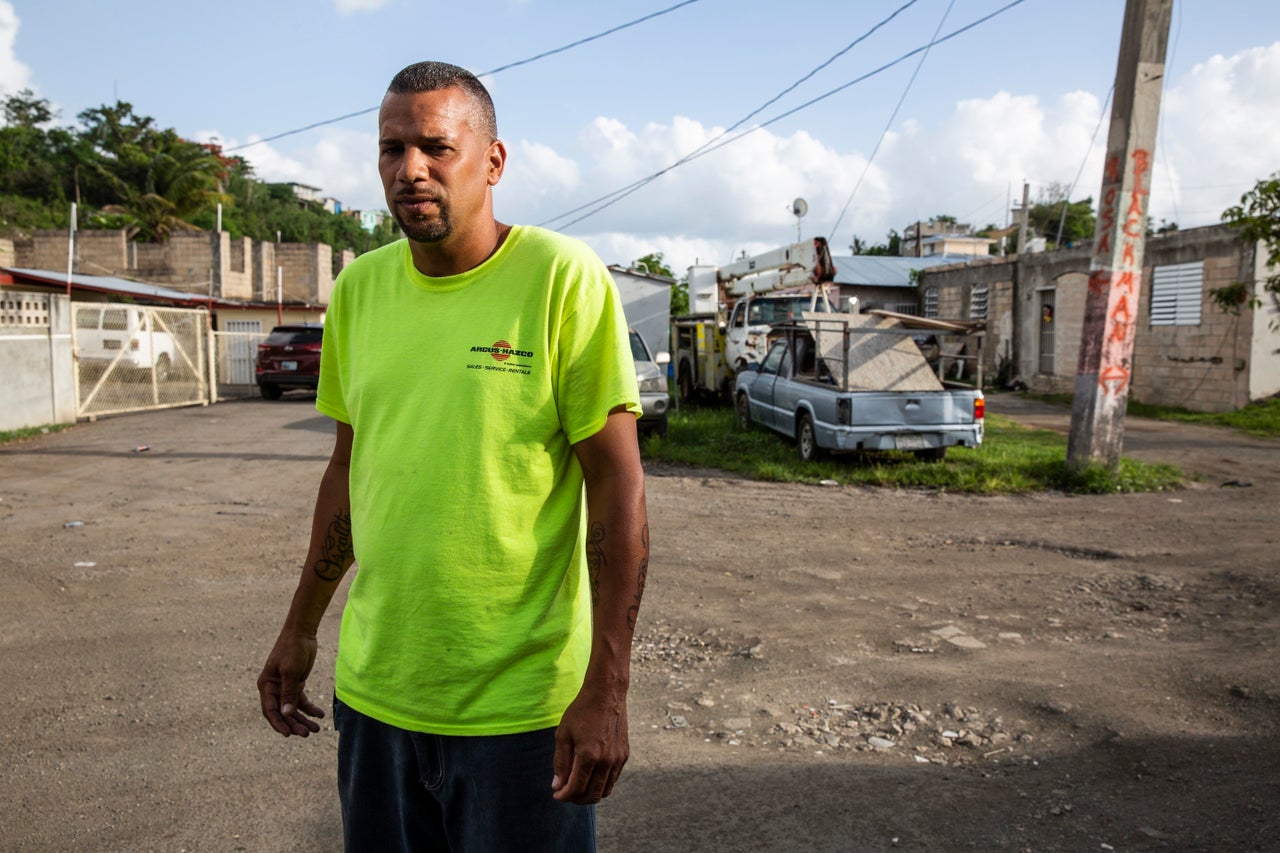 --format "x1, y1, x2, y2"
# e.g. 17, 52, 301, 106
1099, 364, 1130, 394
